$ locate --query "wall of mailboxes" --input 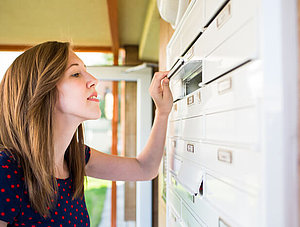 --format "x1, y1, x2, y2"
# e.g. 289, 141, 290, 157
160, 0, 298, 226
